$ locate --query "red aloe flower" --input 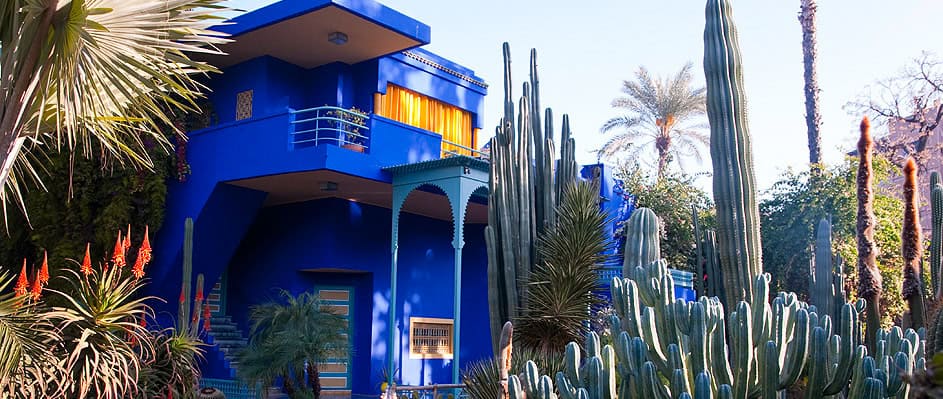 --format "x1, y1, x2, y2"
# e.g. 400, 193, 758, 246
123, 225, 132, 251
131, 254, 145, 279
179, 287, 185, 304
80, 244, 93, 276
195, 286, 204, 303
112, 233, 126, 268
140, 318, 147, 328
14, 259, 29, 297
139, 226, 152, 266
38, 251, 49, 285
29, 272, 42, 301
